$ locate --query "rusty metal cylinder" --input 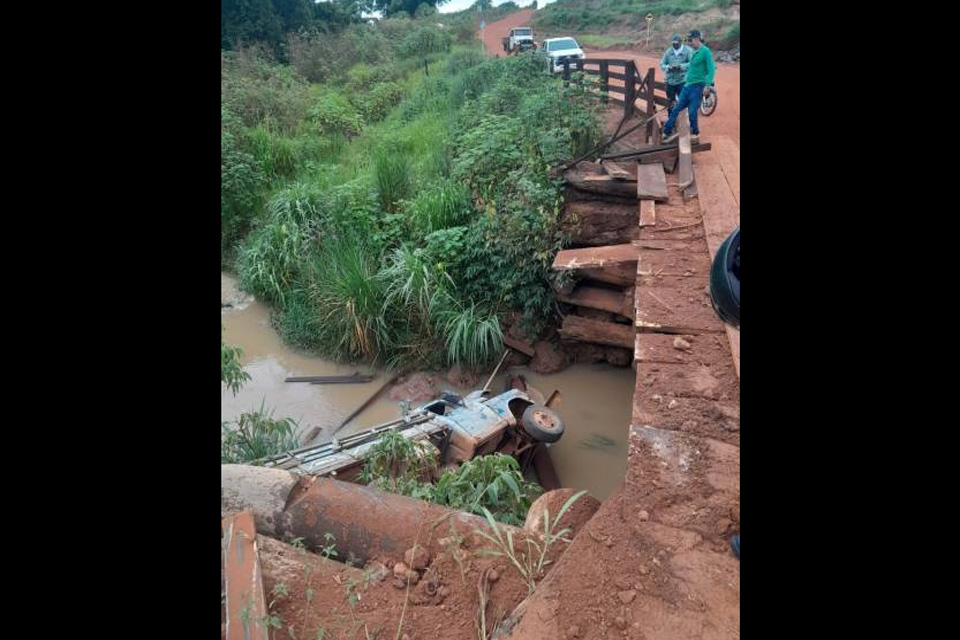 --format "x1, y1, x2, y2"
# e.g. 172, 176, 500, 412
221, 464, 529, 566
